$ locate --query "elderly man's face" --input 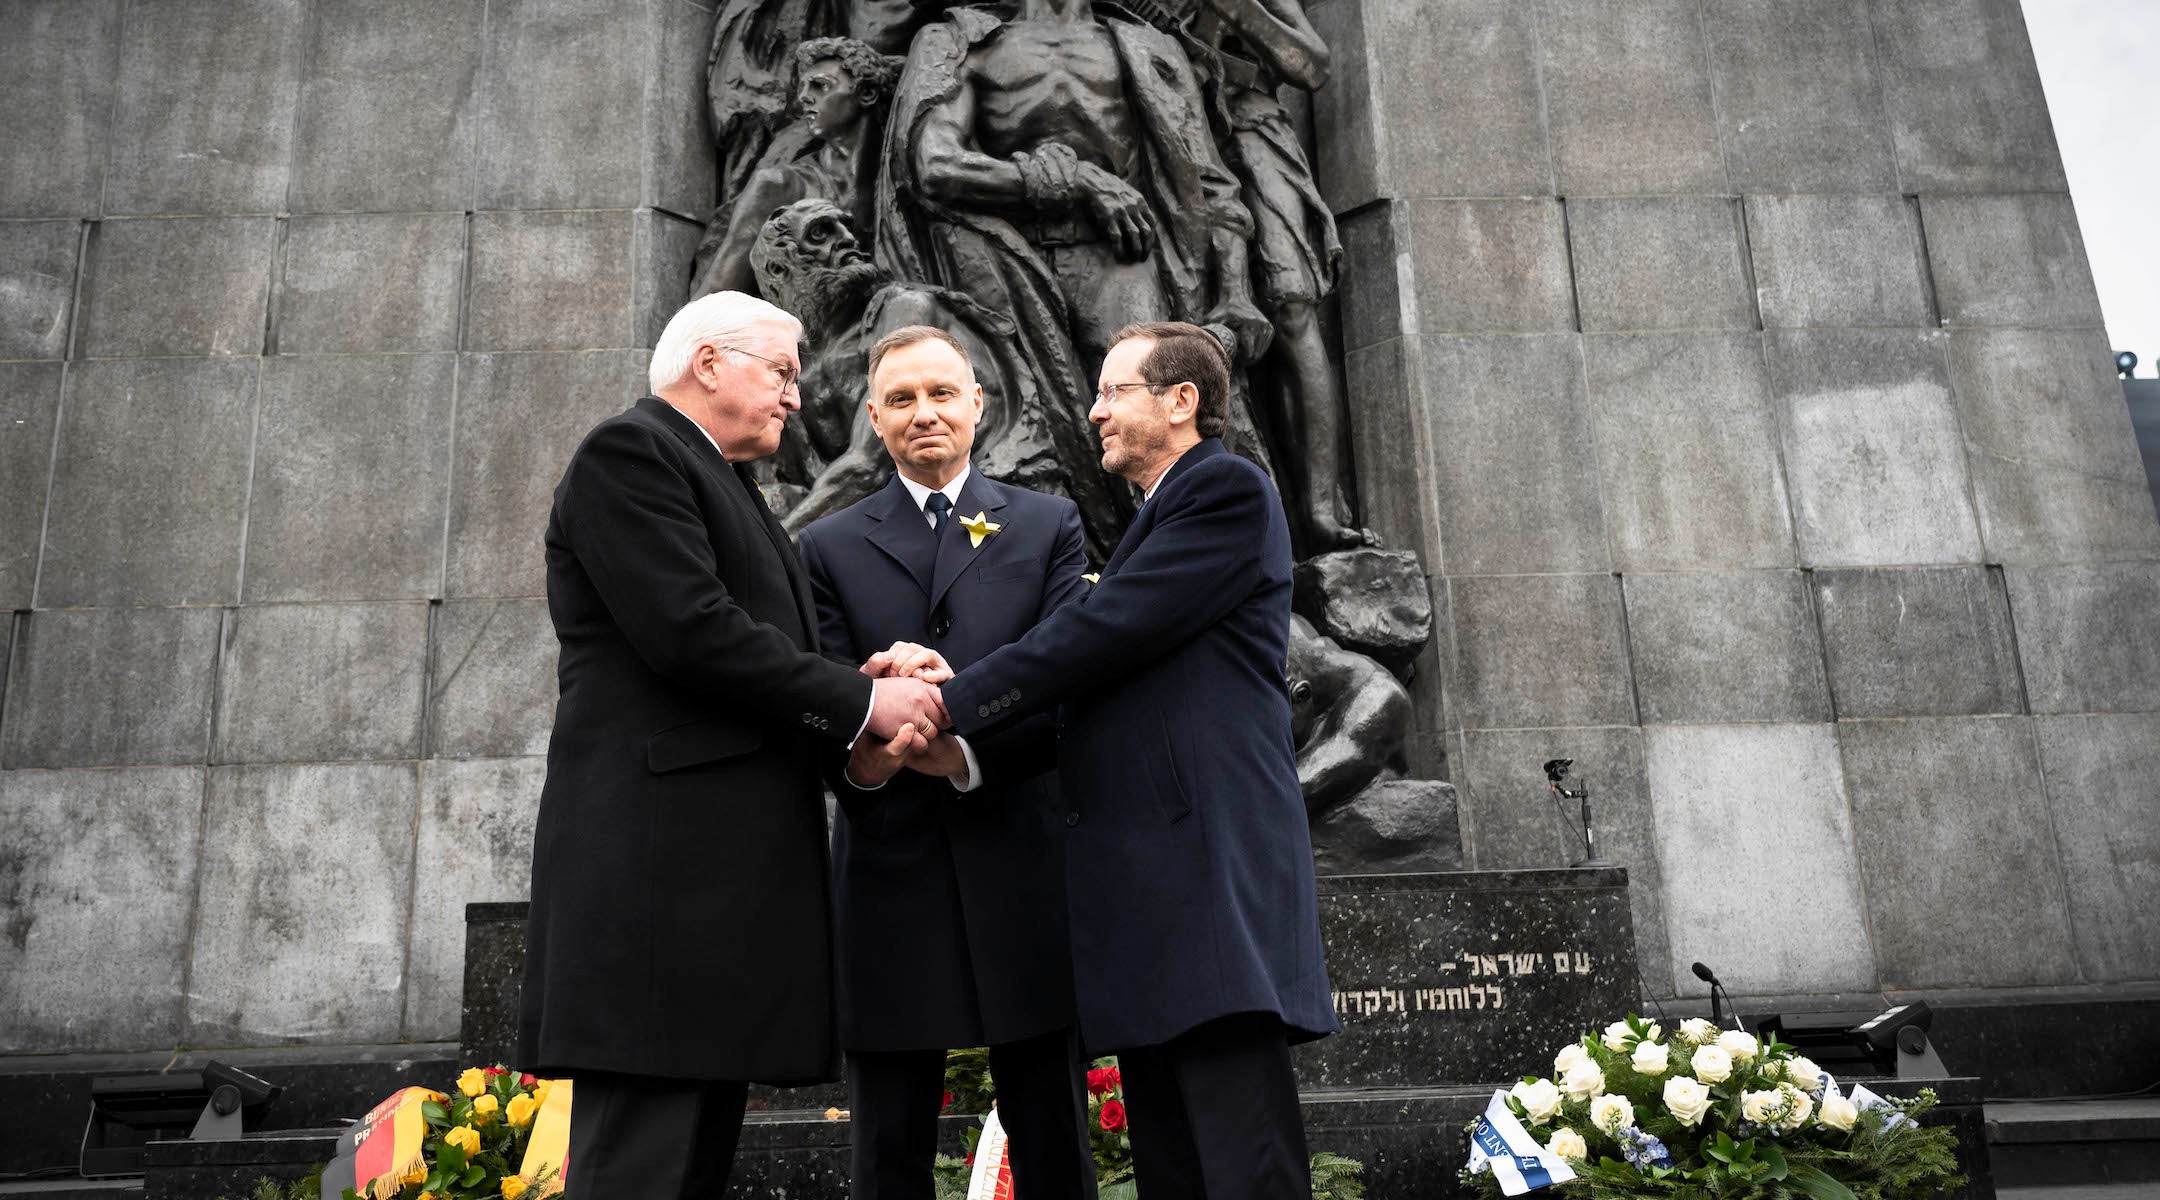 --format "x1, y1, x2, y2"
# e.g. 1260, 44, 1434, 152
798, 59, 864, 139
701, 321, 802, 460
790, 203, 869, 271
868, 338, 982, 484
